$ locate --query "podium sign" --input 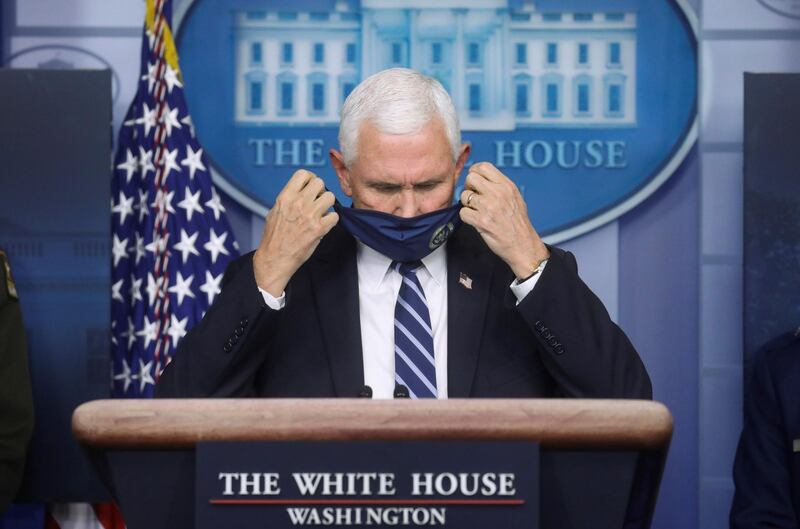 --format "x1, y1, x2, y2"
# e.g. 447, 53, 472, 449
196, 441, 539, 528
